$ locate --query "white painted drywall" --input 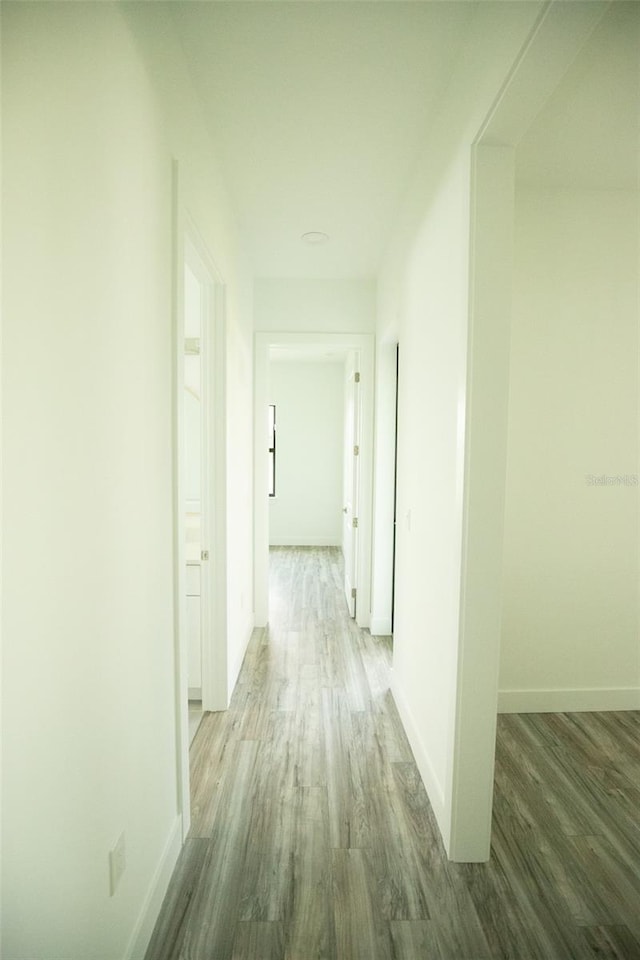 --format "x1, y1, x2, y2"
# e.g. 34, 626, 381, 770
121, 2, 256, 701
388, 147, 471, 839
1, 4, 254, 958
269, 361, 344, 545
2, 8, 177, 956
184, 263, 202, 511
254, 278, 376, 333
499, 3, 640, 712
184, 263, 200, 337
376, 2, 545, 859
449, 143, 517, 861
184, 381, 201, 507
500, 186, 639, 711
